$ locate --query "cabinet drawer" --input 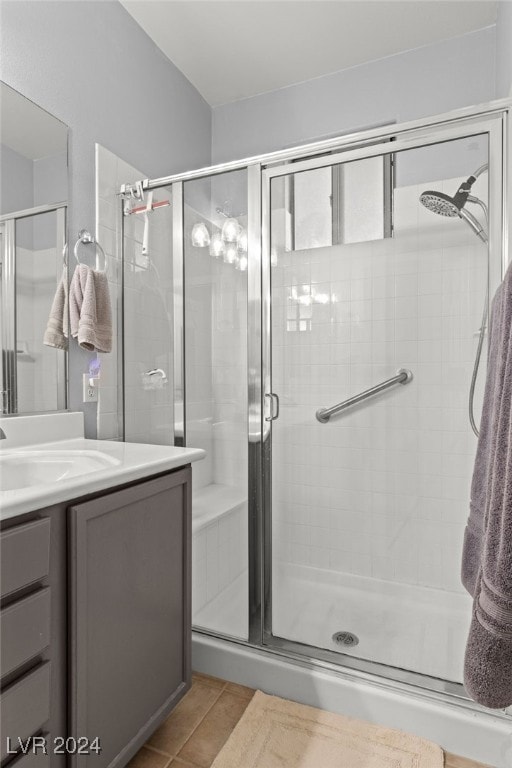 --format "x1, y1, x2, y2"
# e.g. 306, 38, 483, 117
0, 518, 51, 598
1, 588, 51, 678
0, 662, 51, 761
7, 750, 50, 768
